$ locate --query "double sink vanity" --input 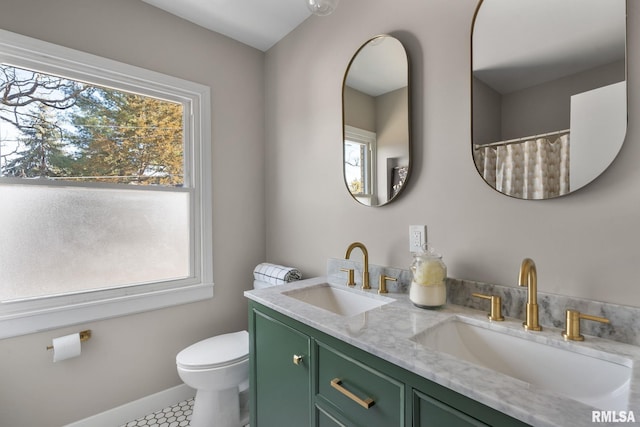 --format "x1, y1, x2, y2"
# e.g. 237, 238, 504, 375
245, 258, 639, 427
